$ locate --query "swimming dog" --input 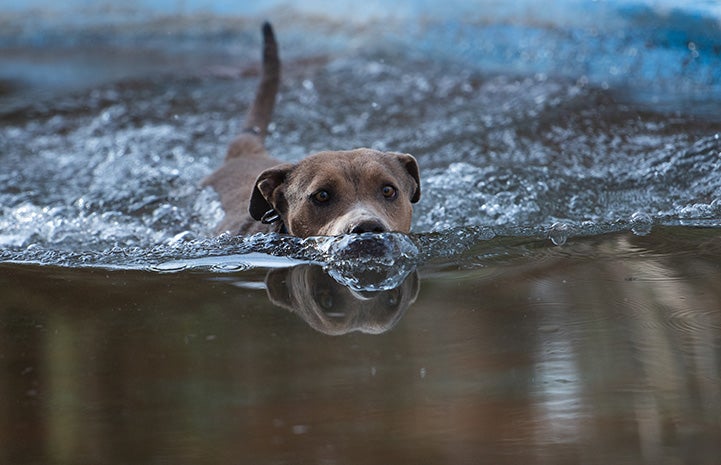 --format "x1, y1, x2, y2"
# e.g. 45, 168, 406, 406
202, 23, 421, 238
